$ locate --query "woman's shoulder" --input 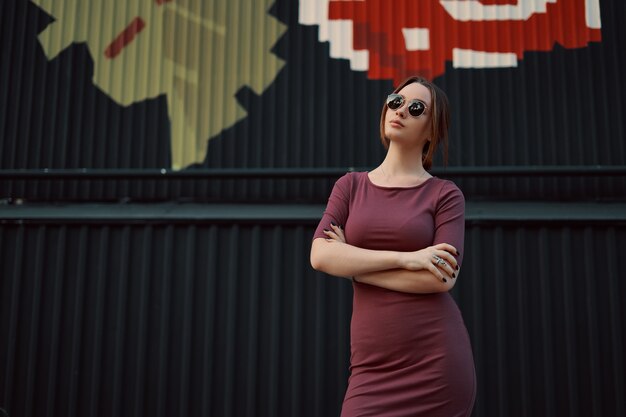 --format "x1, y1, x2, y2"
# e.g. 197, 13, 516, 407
334, 171, 368, 187
429, 177, 465, 200
329, 171, 365, 200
